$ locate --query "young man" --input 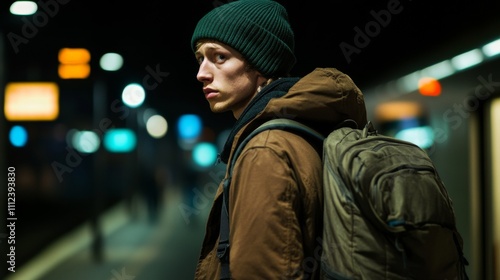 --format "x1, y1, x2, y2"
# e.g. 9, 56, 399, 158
191, 0, 367, 279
